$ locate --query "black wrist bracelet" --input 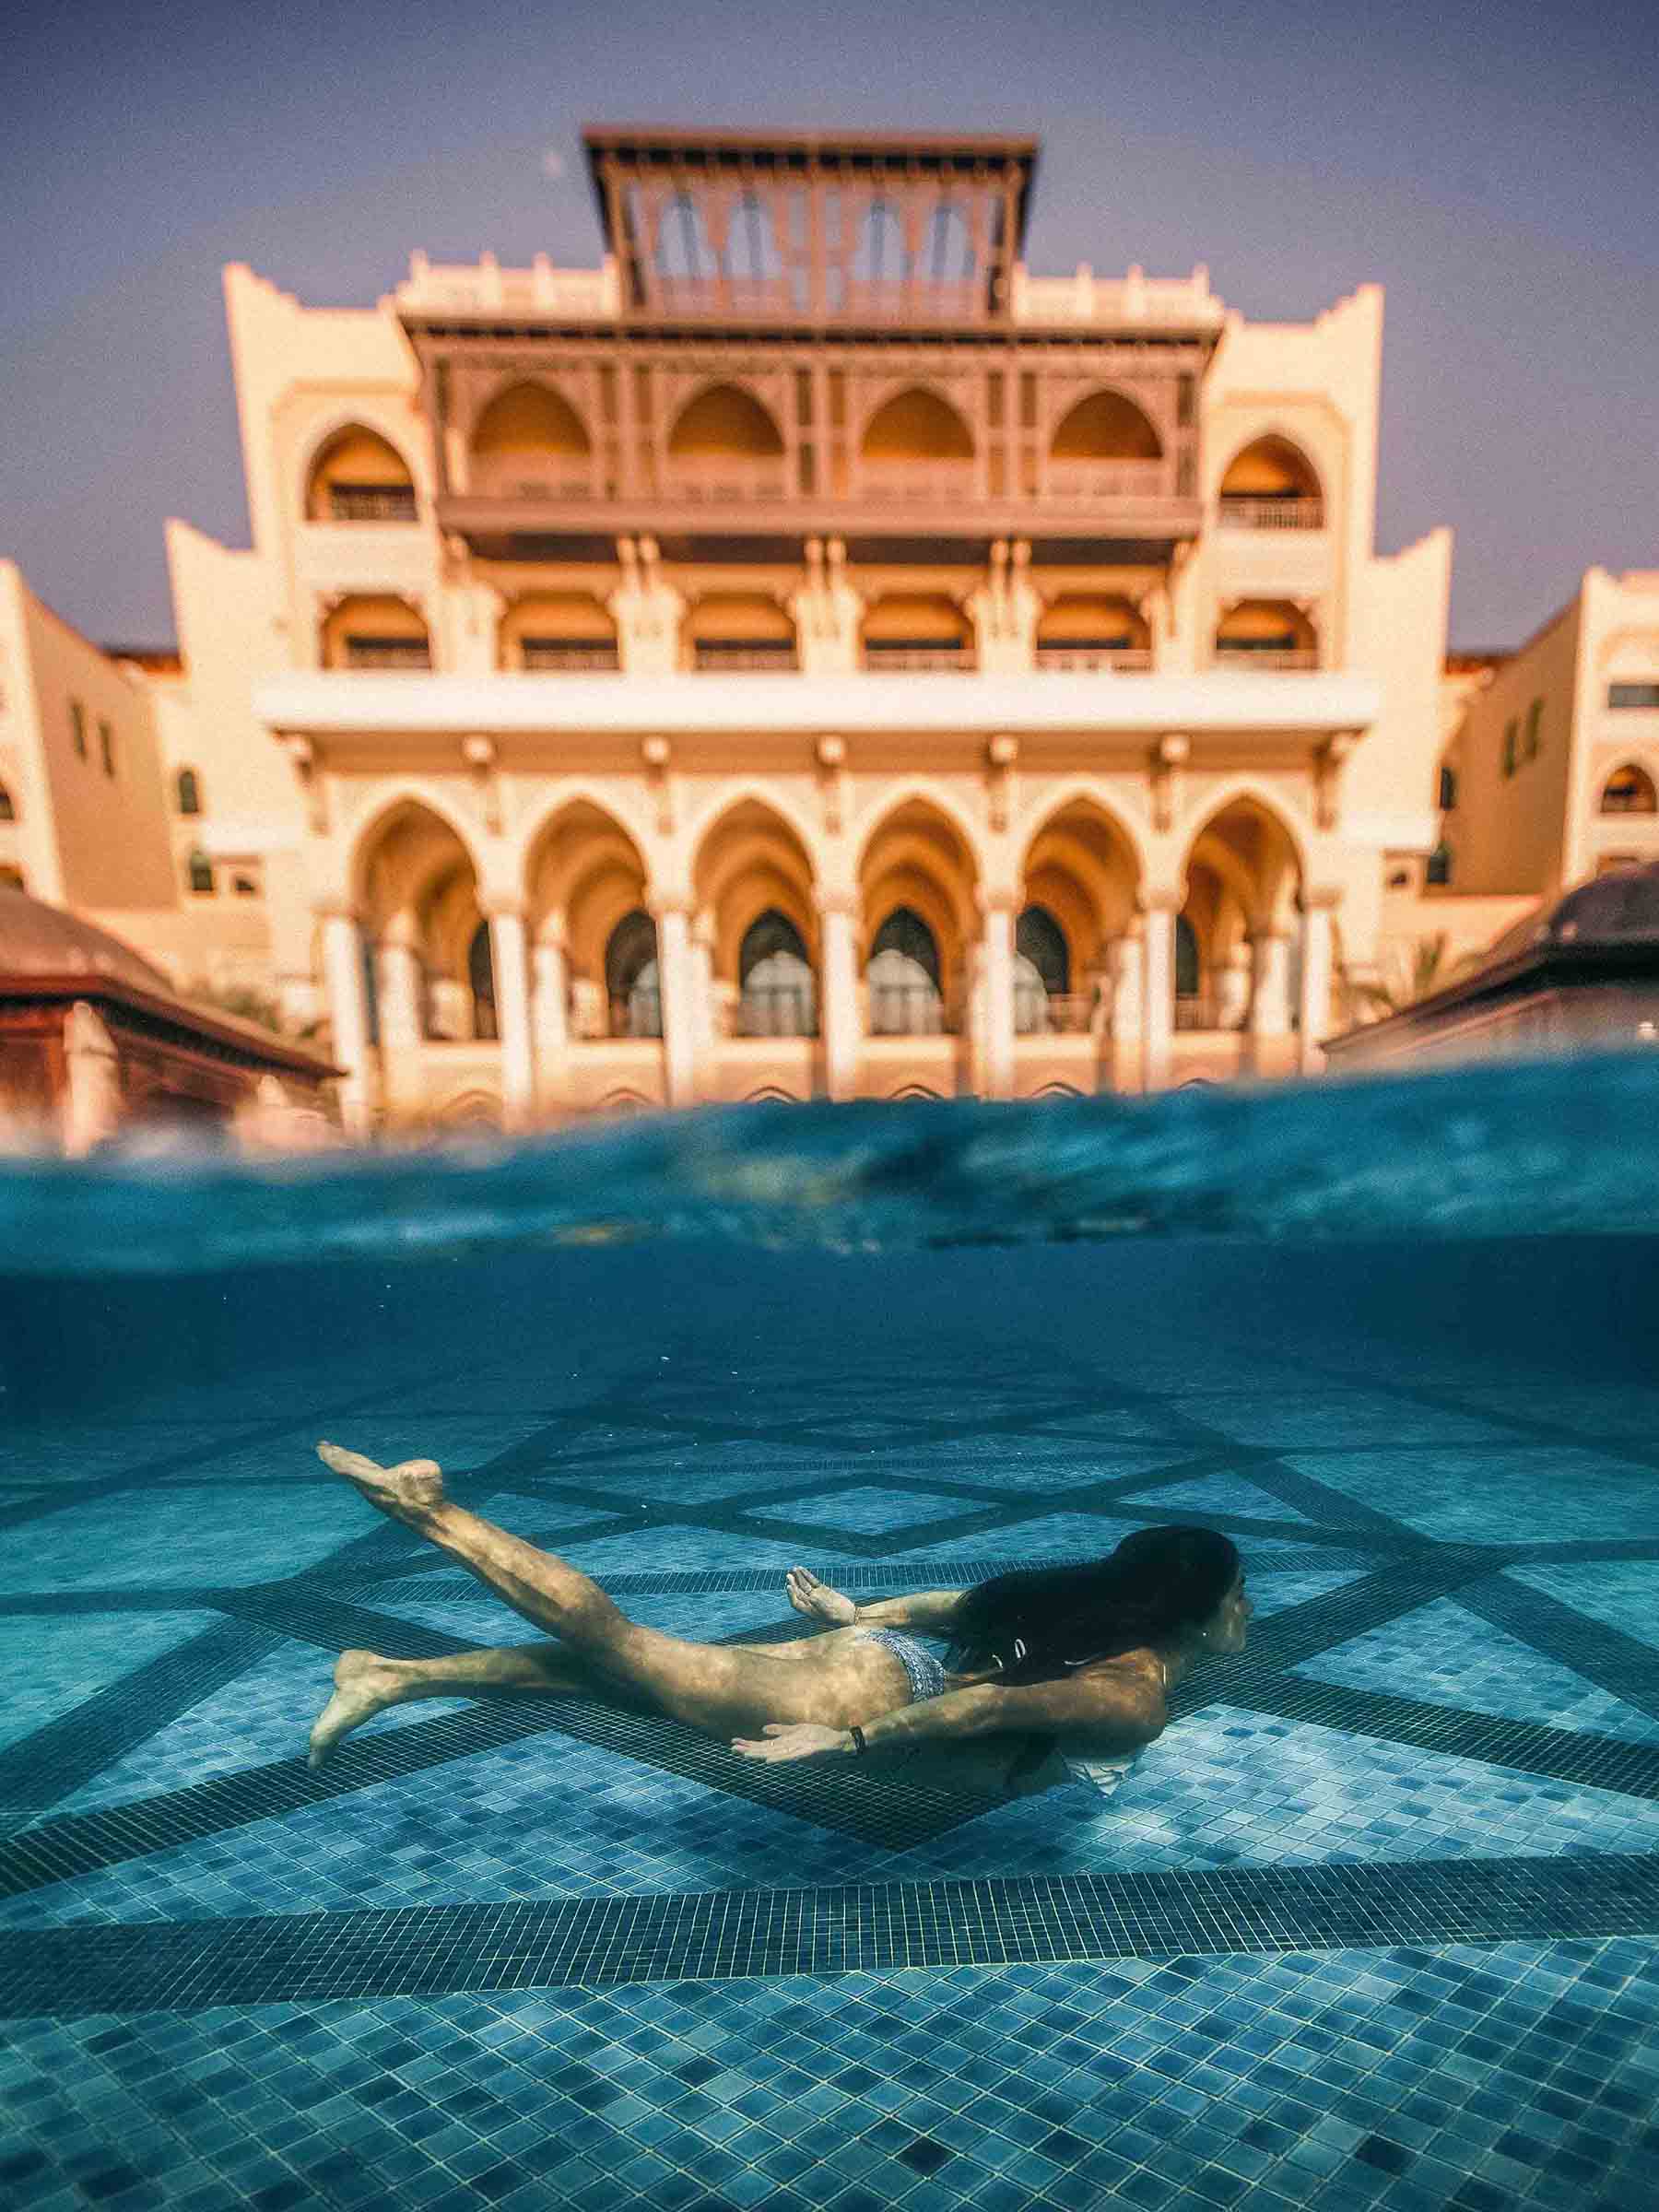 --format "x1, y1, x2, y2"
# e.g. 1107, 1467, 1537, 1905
849, 1725, 867, 1755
